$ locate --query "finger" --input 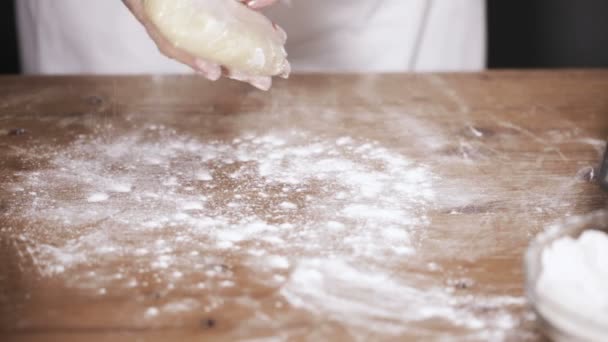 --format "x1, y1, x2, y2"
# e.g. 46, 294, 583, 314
225, 69, 249, 82
226, 69, 272, 91
248, 76, 272, 91
241, 0, 279, 10
194, 59, 222, 81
